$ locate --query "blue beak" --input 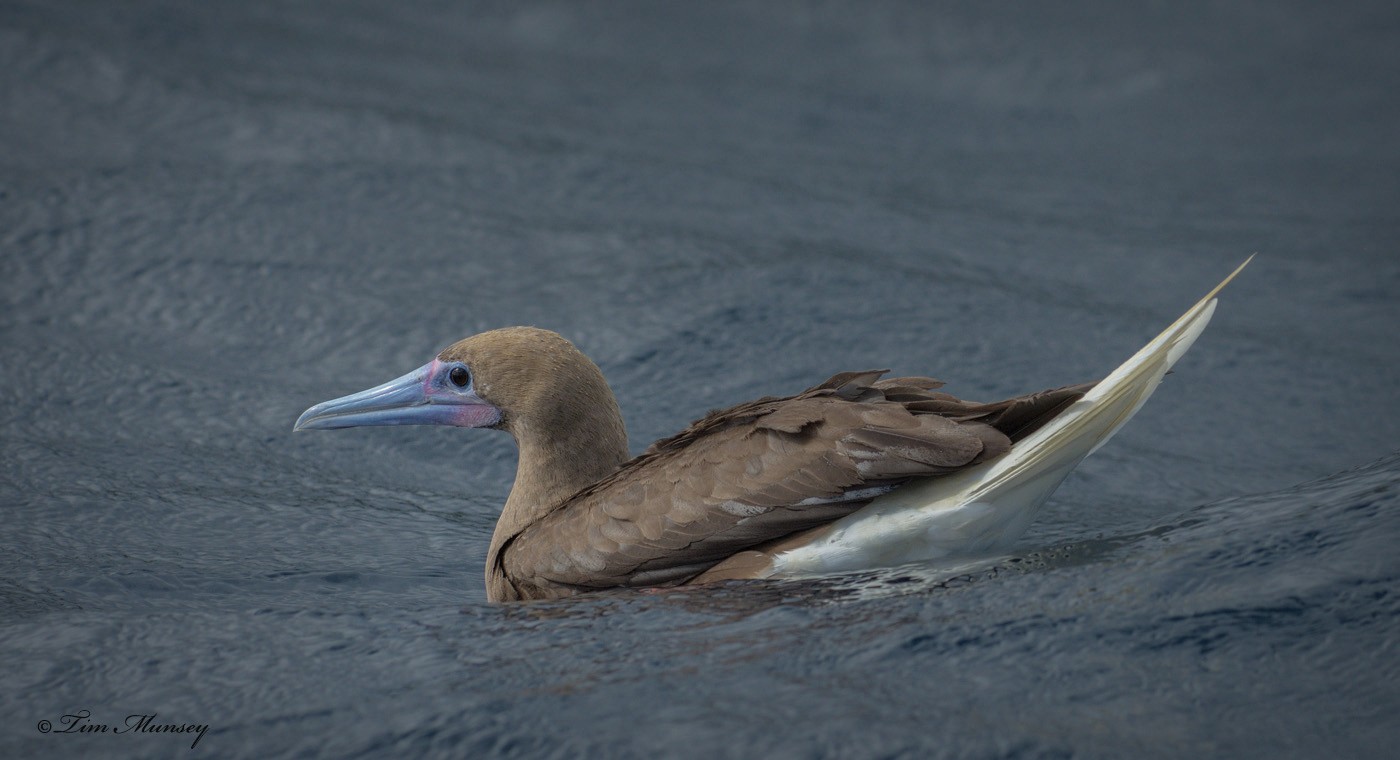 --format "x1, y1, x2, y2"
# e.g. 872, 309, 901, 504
294, 361, 500, 431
